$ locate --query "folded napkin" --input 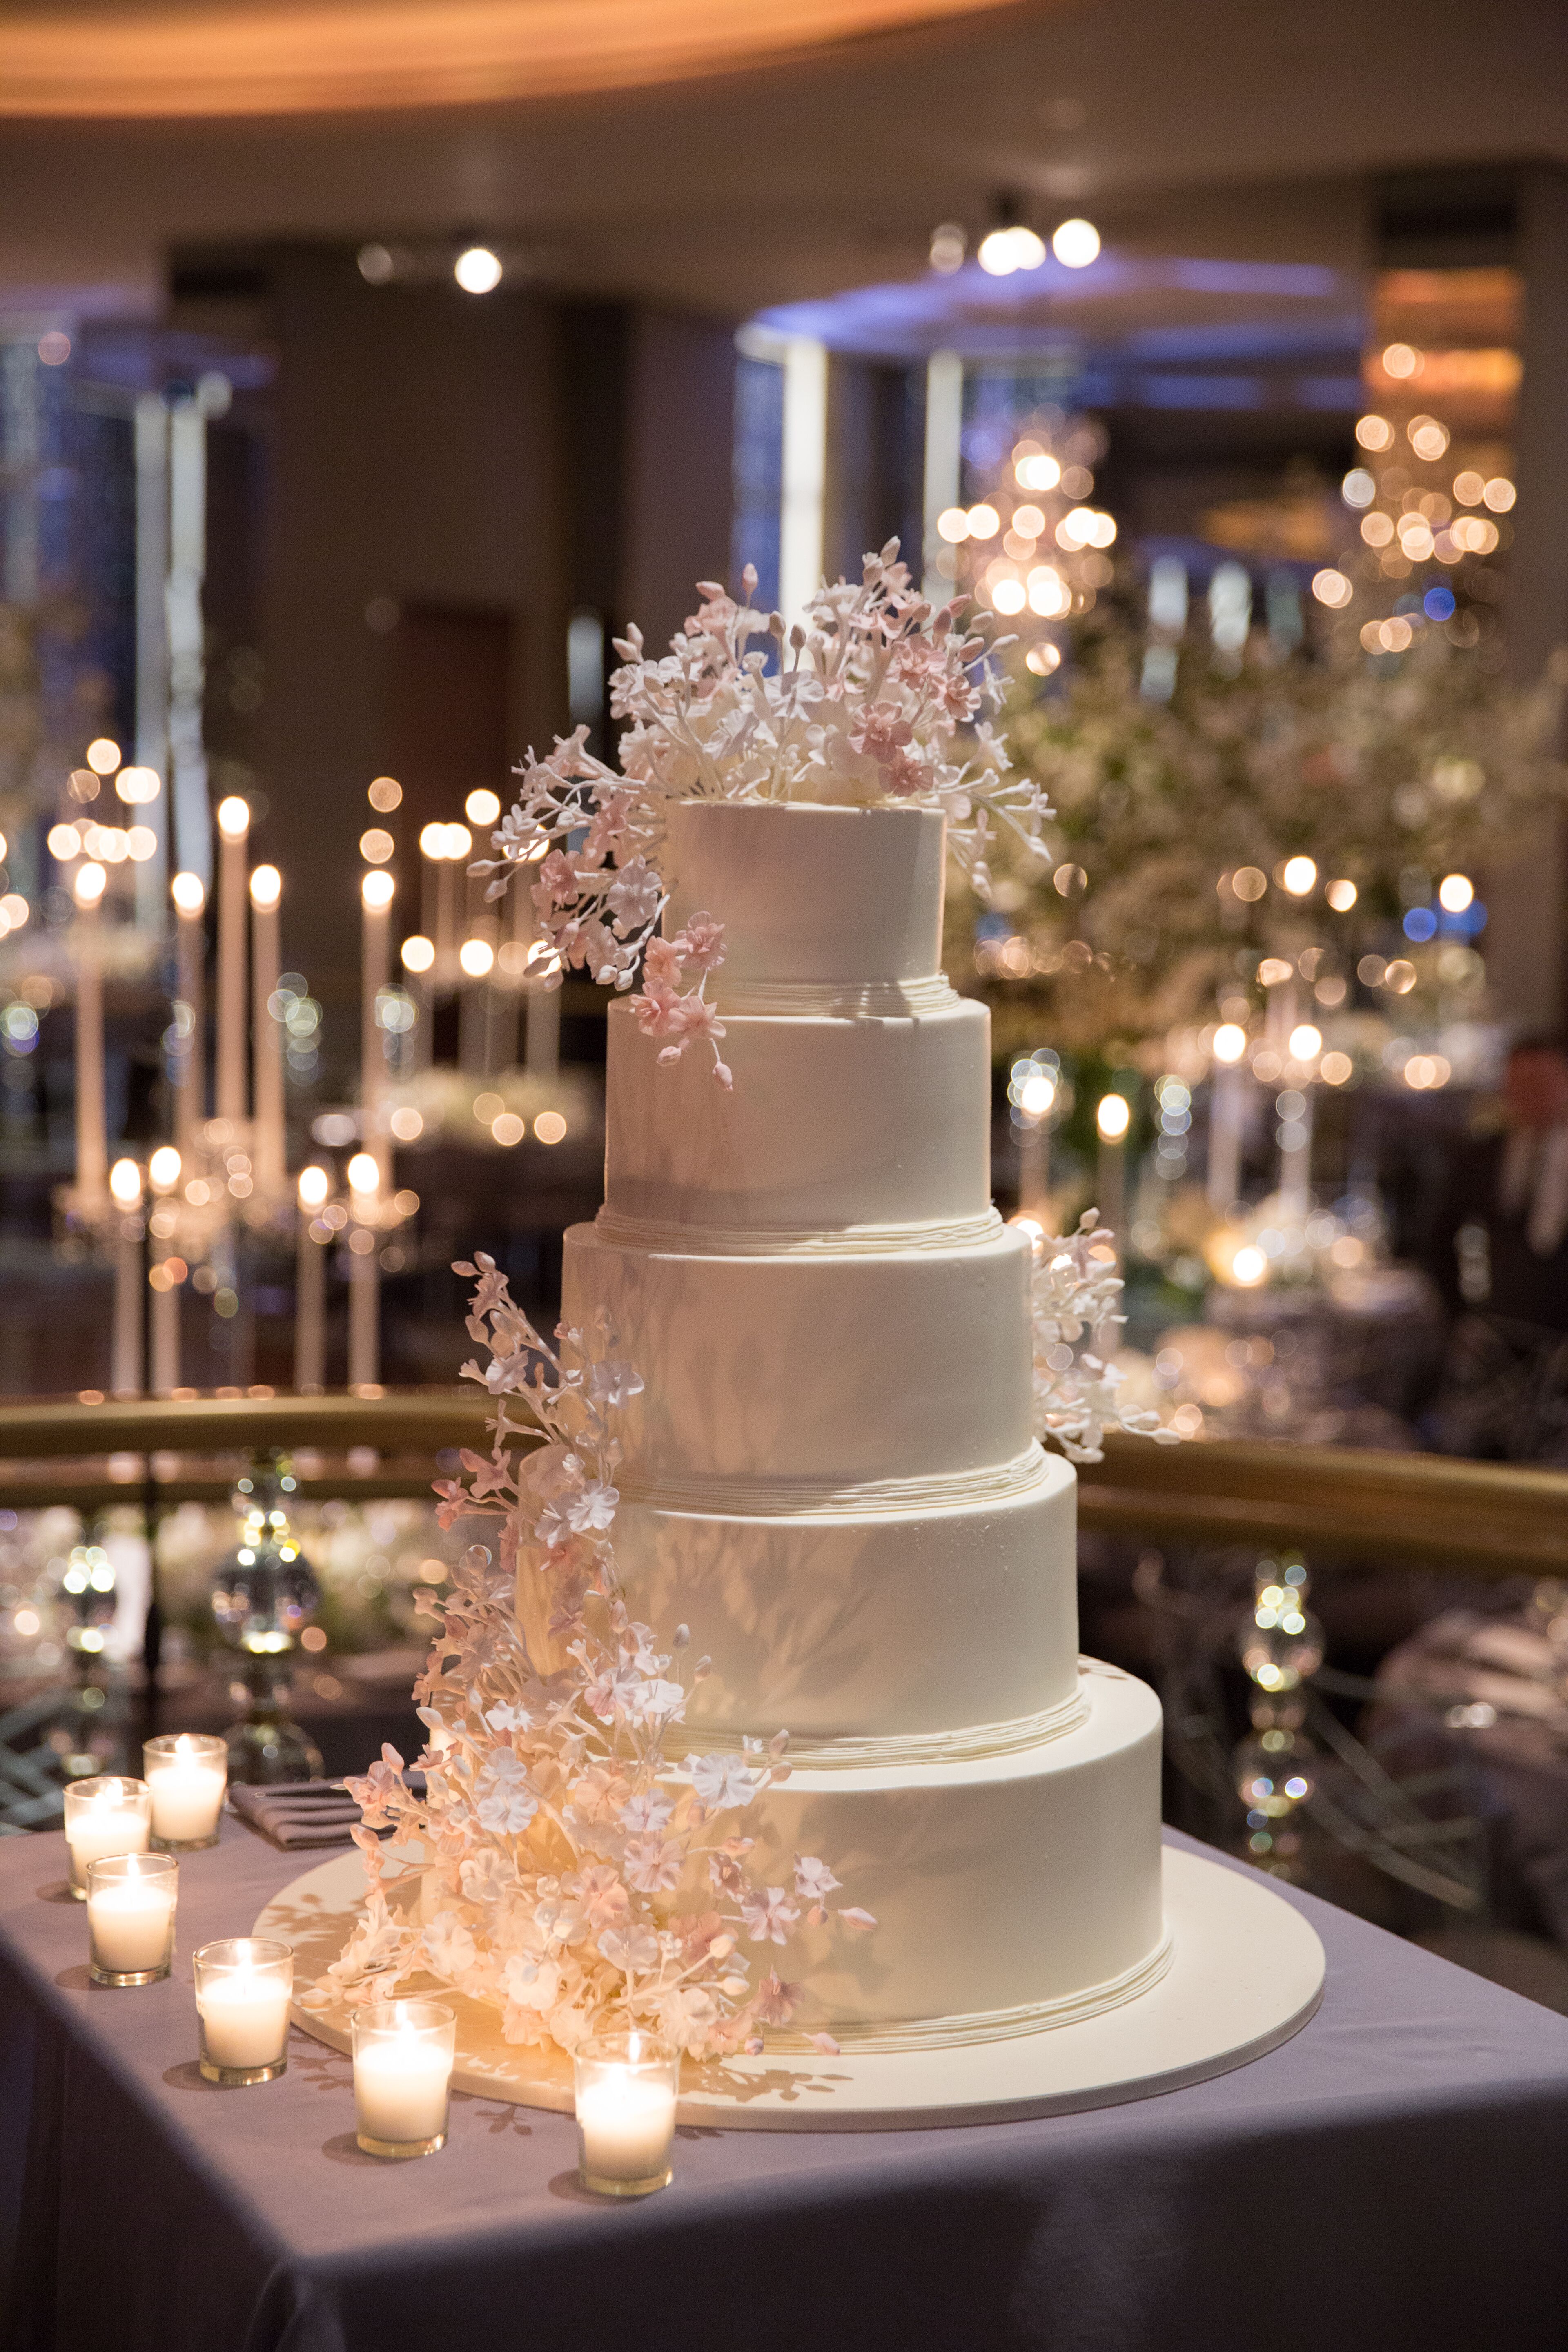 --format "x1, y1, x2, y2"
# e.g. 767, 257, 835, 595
230, 1780, 375, 1851
230, 1772, 428, 1851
